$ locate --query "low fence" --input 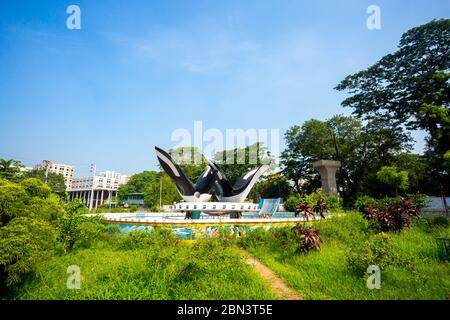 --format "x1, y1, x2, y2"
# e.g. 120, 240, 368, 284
420, 196, 449, 217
